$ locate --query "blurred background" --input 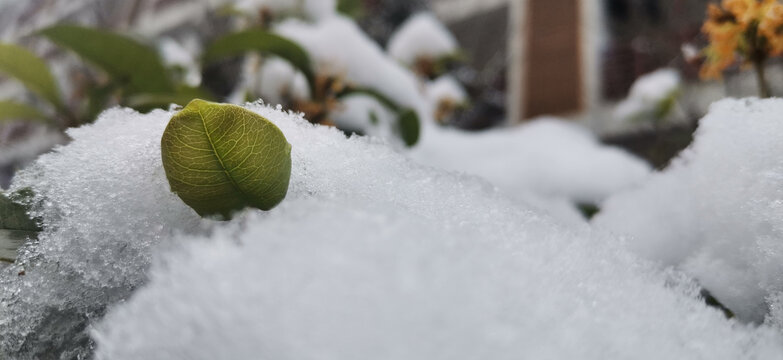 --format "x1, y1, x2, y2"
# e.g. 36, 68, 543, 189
0, 0, 774, 187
